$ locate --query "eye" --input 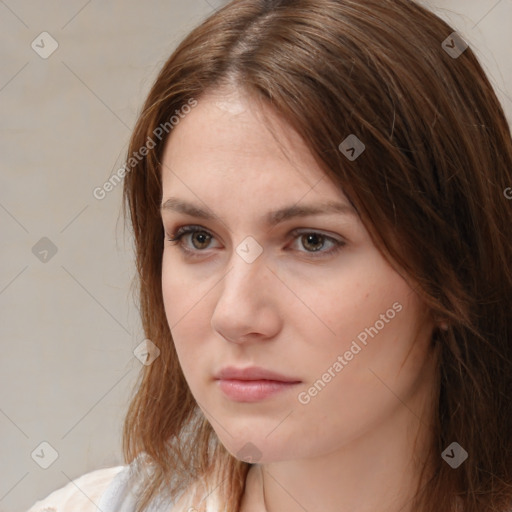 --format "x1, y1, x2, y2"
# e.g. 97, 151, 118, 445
165, 225, 346, 259
288, 229, 345, 257
166, 225, 218, 255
